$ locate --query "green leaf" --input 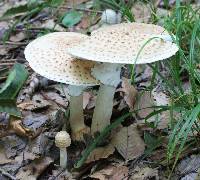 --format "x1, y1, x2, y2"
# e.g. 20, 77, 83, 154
50, 0, 65, 6
2, 4, 29, 17
0, 99, 21, 117
62, 11, 82, 27
0, 64, 28, 117
0, 63, 28, 99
